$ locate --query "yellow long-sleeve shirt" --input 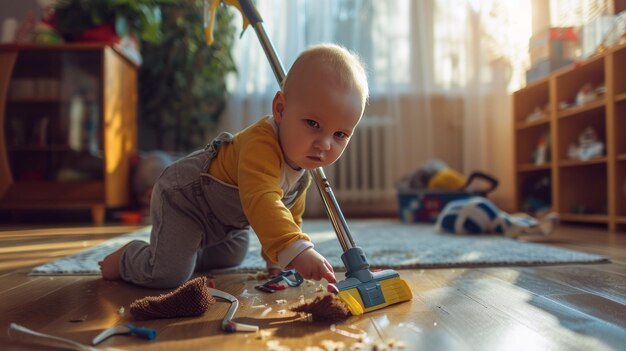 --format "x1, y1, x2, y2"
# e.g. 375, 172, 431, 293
208, 116, 311, 263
